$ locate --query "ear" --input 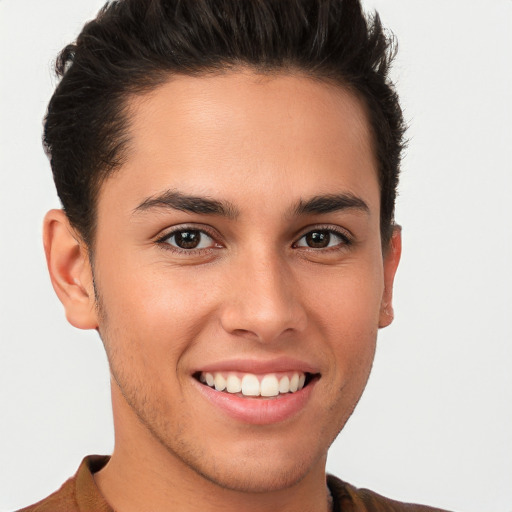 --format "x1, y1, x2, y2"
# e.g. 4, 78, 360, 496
43, 209, 98, 330
379, 226, 402, 328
